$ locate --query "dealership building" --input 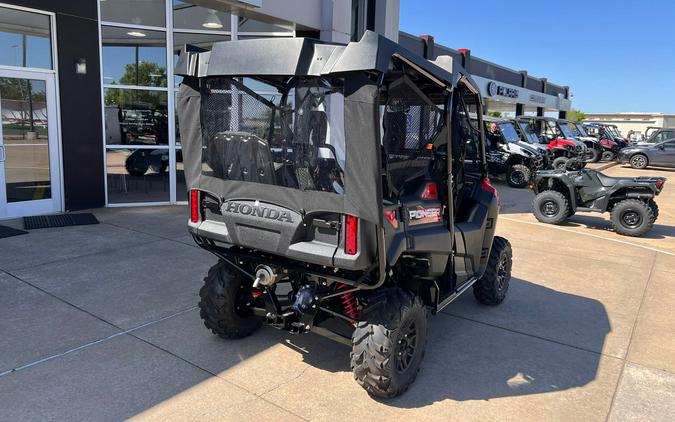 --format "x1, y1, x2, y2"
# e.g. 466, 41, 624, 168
0, 0, 572, 219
